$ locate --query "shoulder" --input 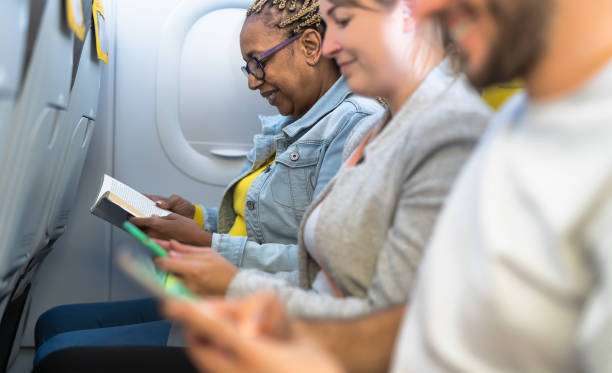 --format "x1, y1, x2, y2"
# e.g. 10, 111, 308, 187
319, 94, 386, 140
408, 76, 493, 153
344, 94, 387, 116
